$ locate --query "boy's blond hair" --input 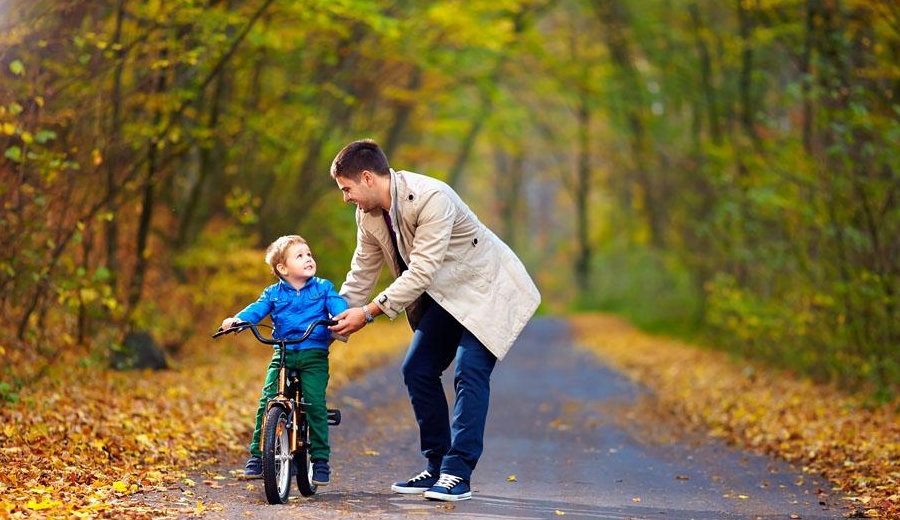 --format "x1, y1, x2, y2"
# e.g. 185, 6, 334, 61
264, 235, 307, 278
